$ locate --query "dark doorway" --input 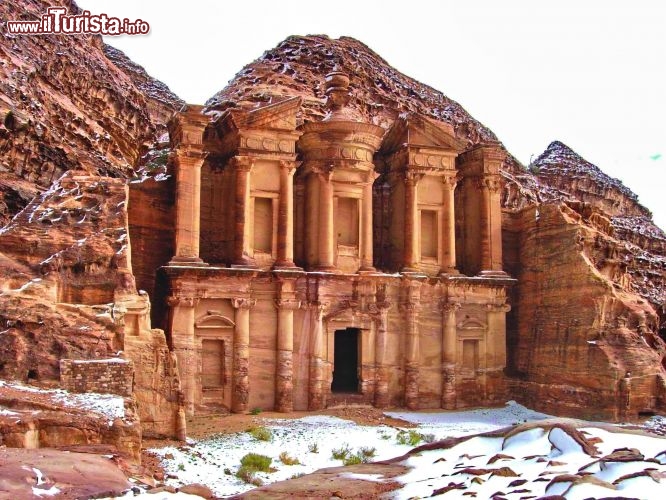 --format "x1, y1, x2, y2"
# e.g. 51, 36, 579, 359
332, 328, 359, 393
